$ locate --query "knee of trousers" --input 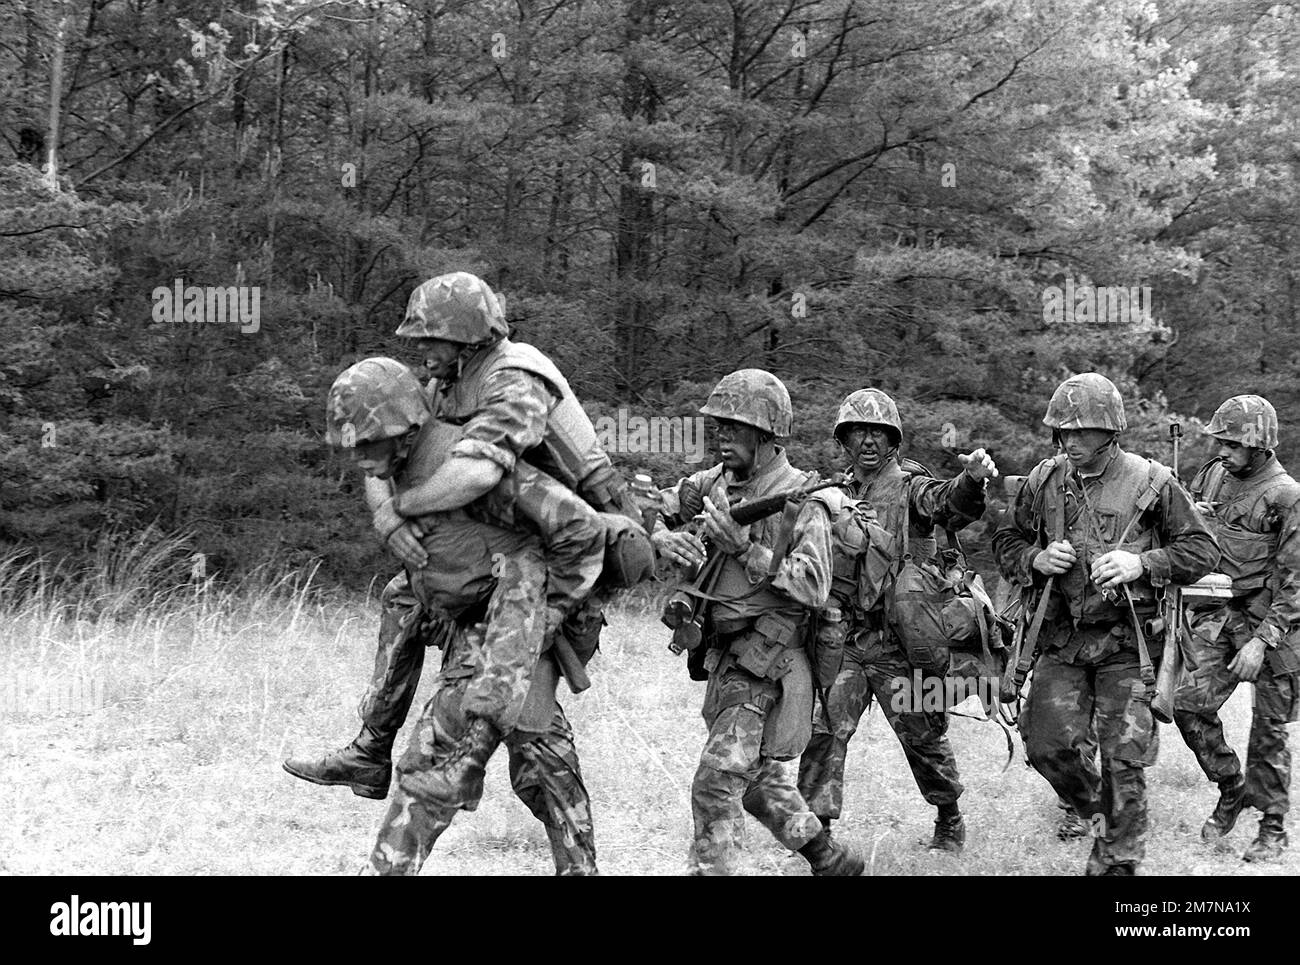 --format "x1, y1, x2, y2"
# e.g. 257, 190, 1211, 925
692, 763, 749, 816
890, 709, 947, 748
1025, 734, 1076, 775
395, 682, 471, 778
